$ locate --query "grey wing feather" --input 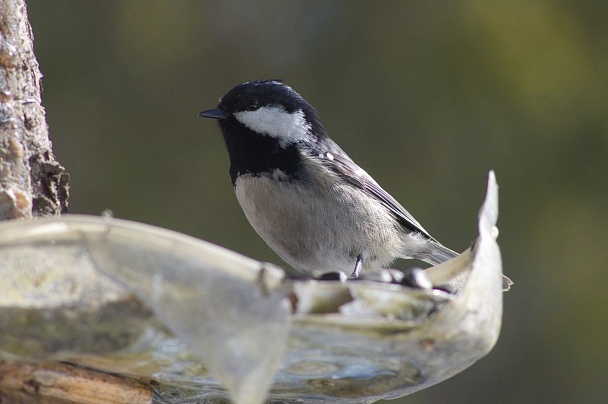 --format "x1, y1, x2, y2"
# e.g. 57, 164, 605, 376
325, 152, 434, 240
